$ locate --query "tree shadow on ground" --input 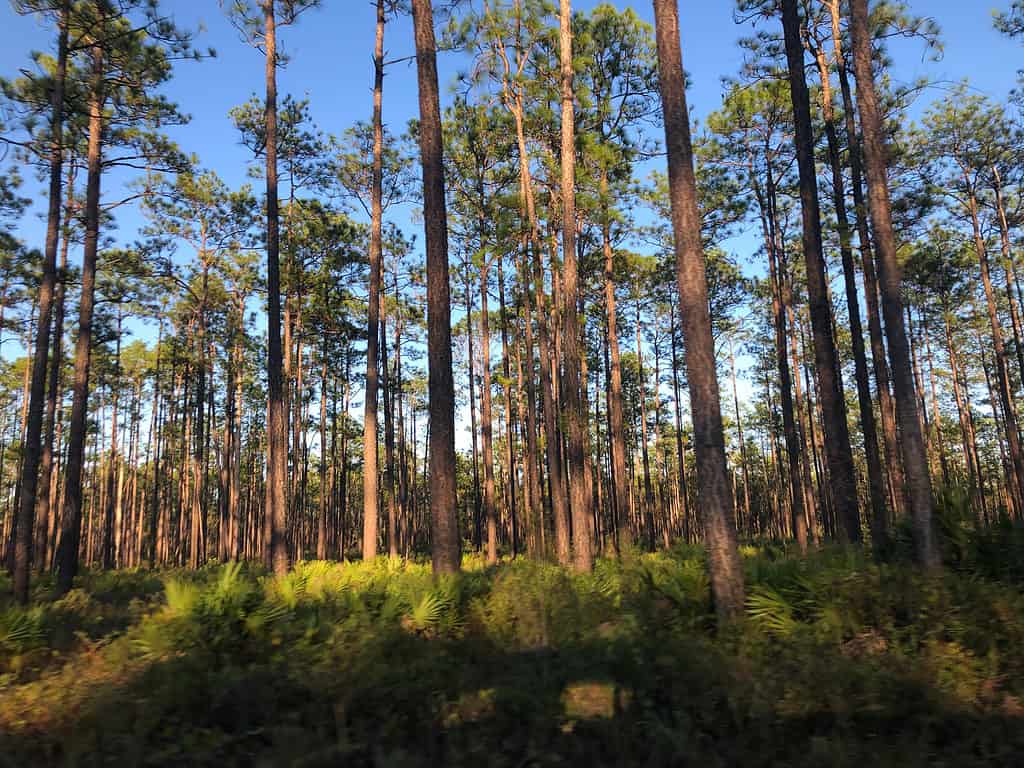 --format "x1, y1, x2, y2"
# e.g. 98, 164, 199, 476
1, 625, 1022, 768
